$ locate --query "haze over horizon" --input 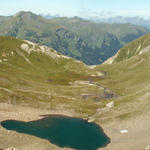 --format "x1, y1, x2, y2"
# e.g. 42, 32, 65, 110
0, 0, 150, 19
